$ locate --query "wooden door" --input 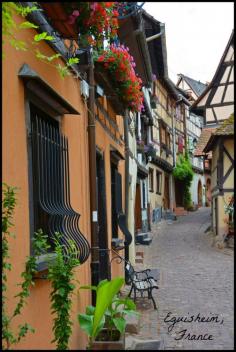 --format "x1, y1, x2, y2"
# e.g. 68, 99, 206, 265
175, 179, 184, 207
96, 152, 109, 280
198, 180, 202, 206
164, 175, 170, 209
135, 183, 142, 231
